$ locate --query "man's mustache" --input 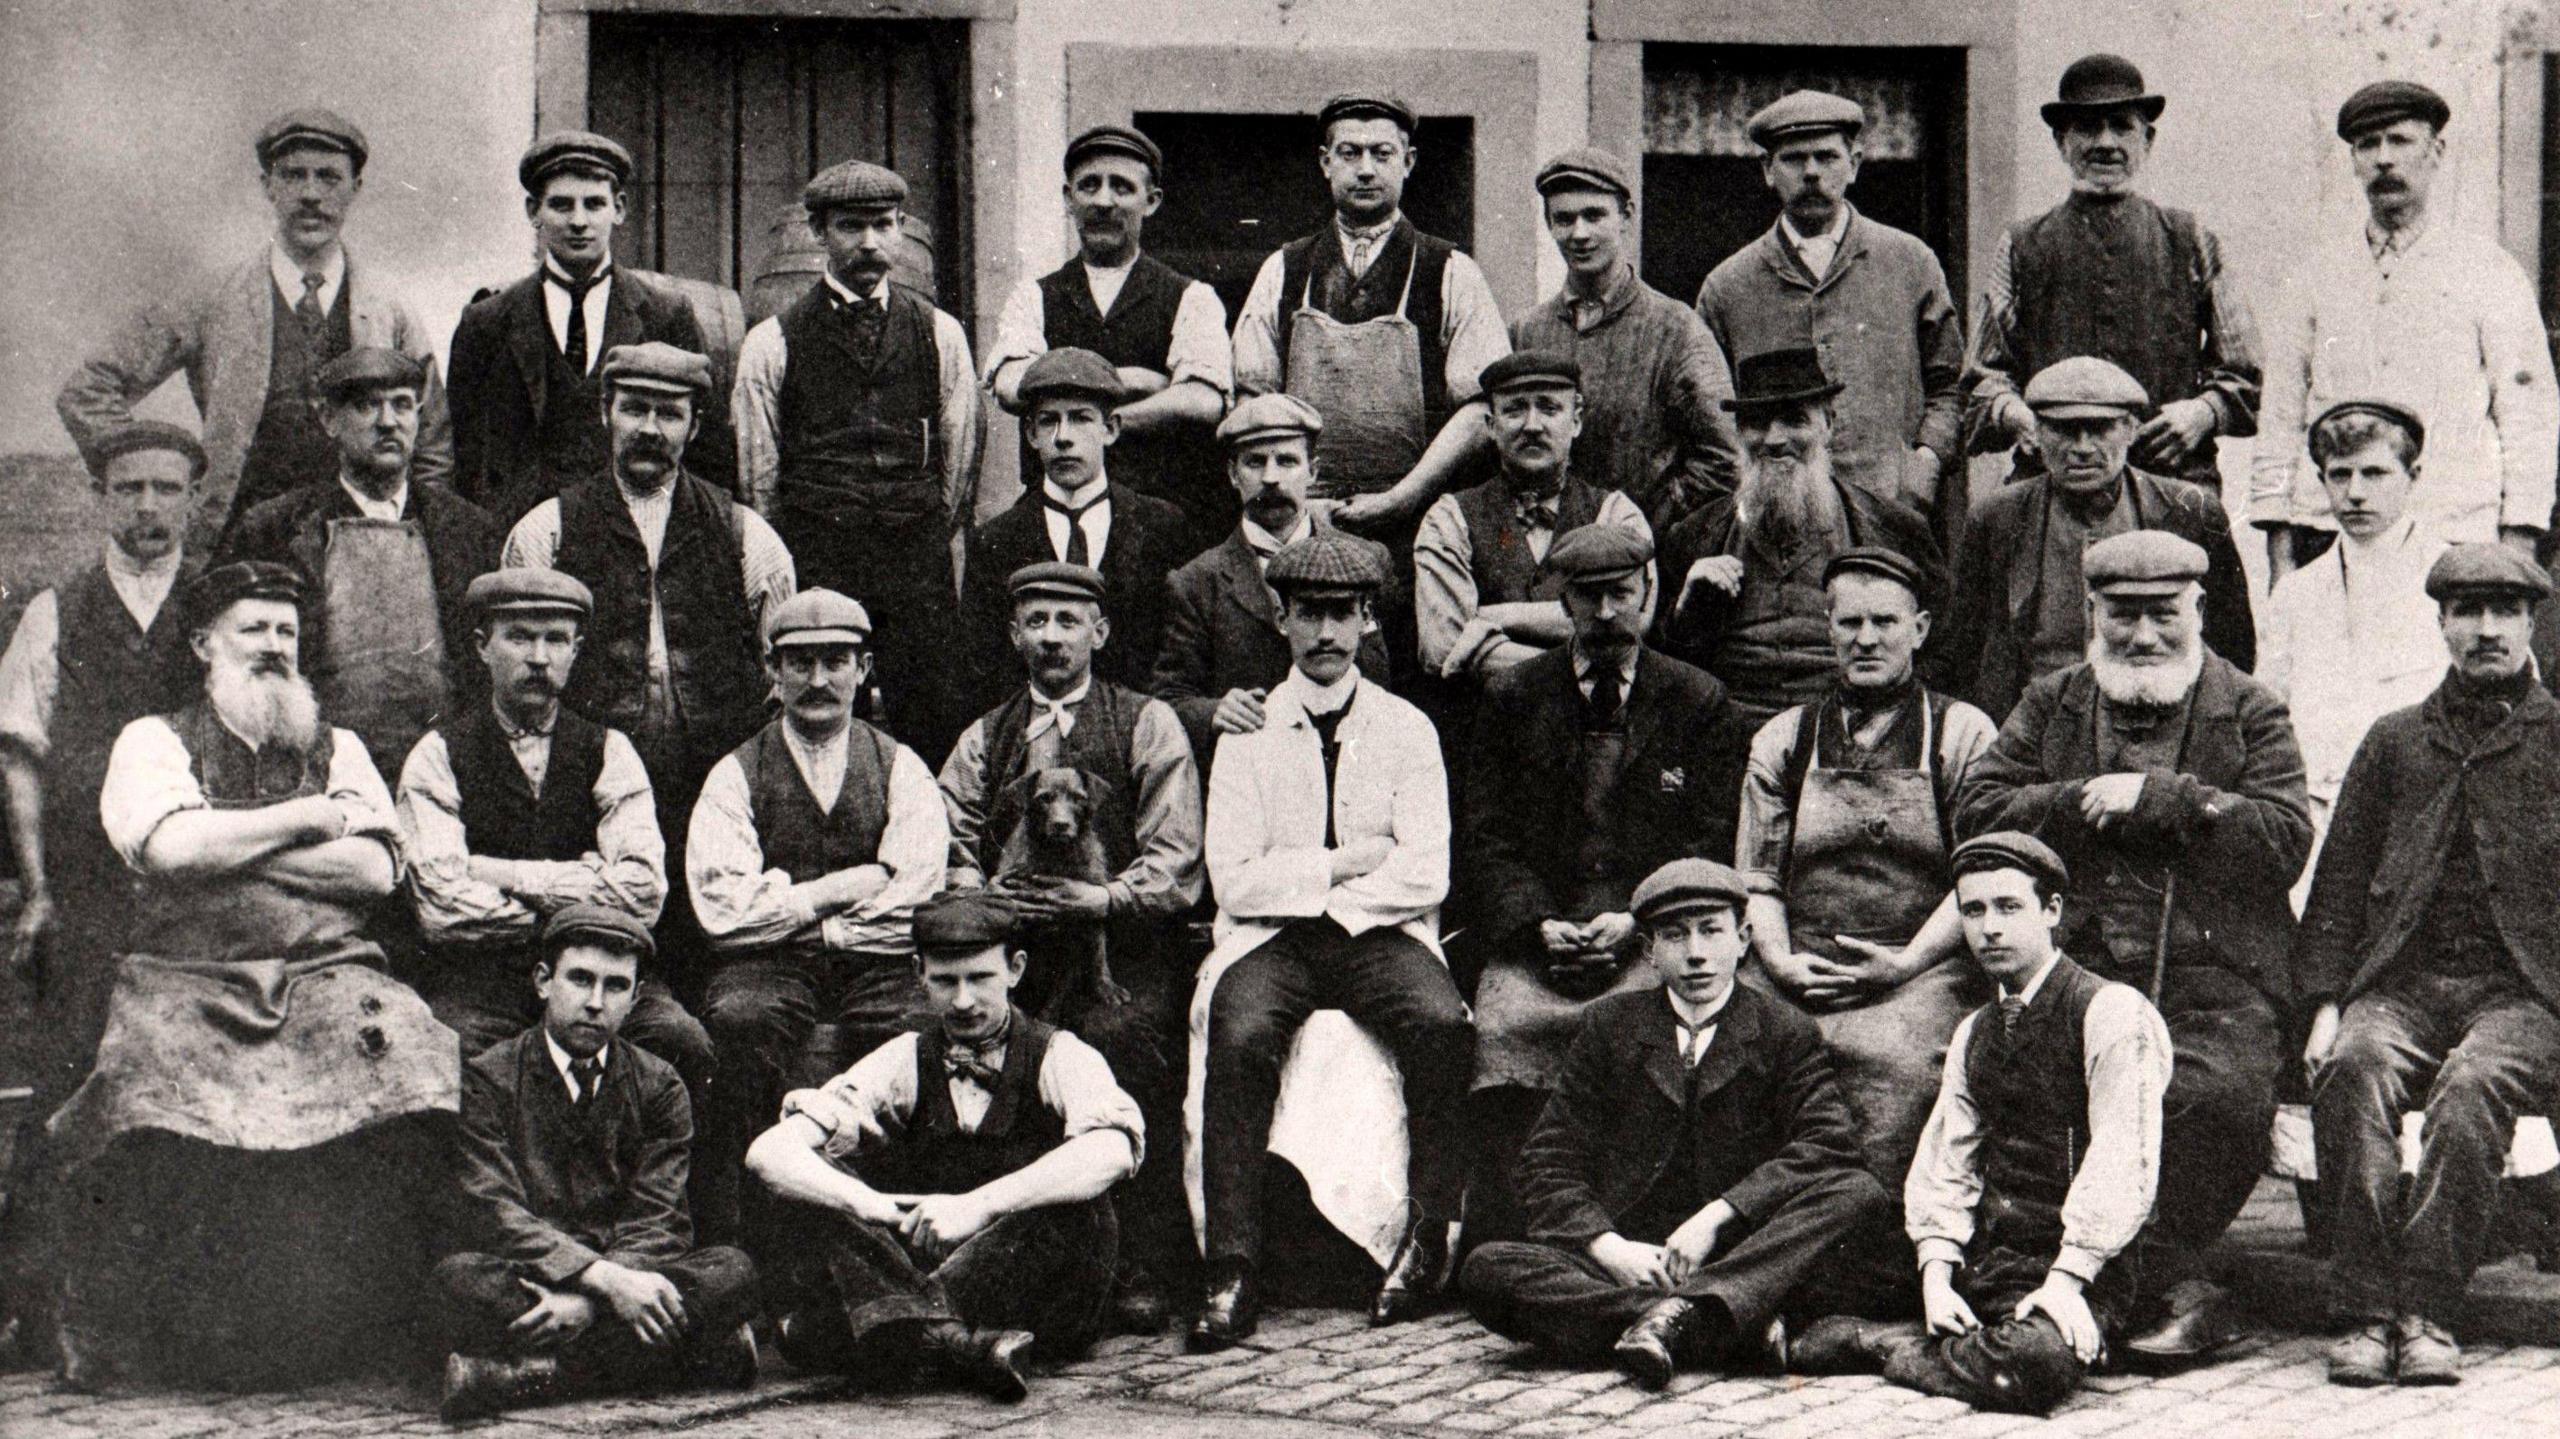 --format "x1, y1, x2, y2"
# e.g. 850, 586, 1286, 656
250, 655, 293, 675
